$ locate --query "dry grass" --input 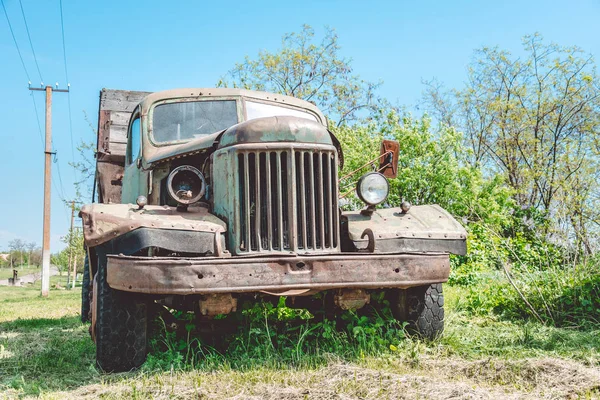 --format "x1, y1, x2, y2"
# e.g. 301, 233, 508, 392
1, 285, 599, 399
28, 357, 600, 399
